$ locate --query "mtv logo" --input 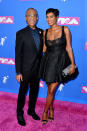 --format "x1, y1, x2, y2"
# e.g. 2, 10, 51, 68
82, 86, 87, 94
39, 81, 44, 88
85, 42, 87, 50
0, 37, 7, 46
